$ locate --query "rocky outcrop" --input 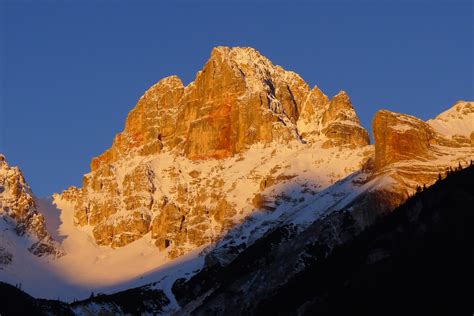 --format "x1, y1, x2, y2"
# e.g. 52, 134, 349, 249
90, 76, 185, 170
372, 110, 436, 170
175, 46, 311, 159
371, 103, 473, 192
298, 89, 369, 148
0, 155, 62, 257
320, 91, 370, 148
